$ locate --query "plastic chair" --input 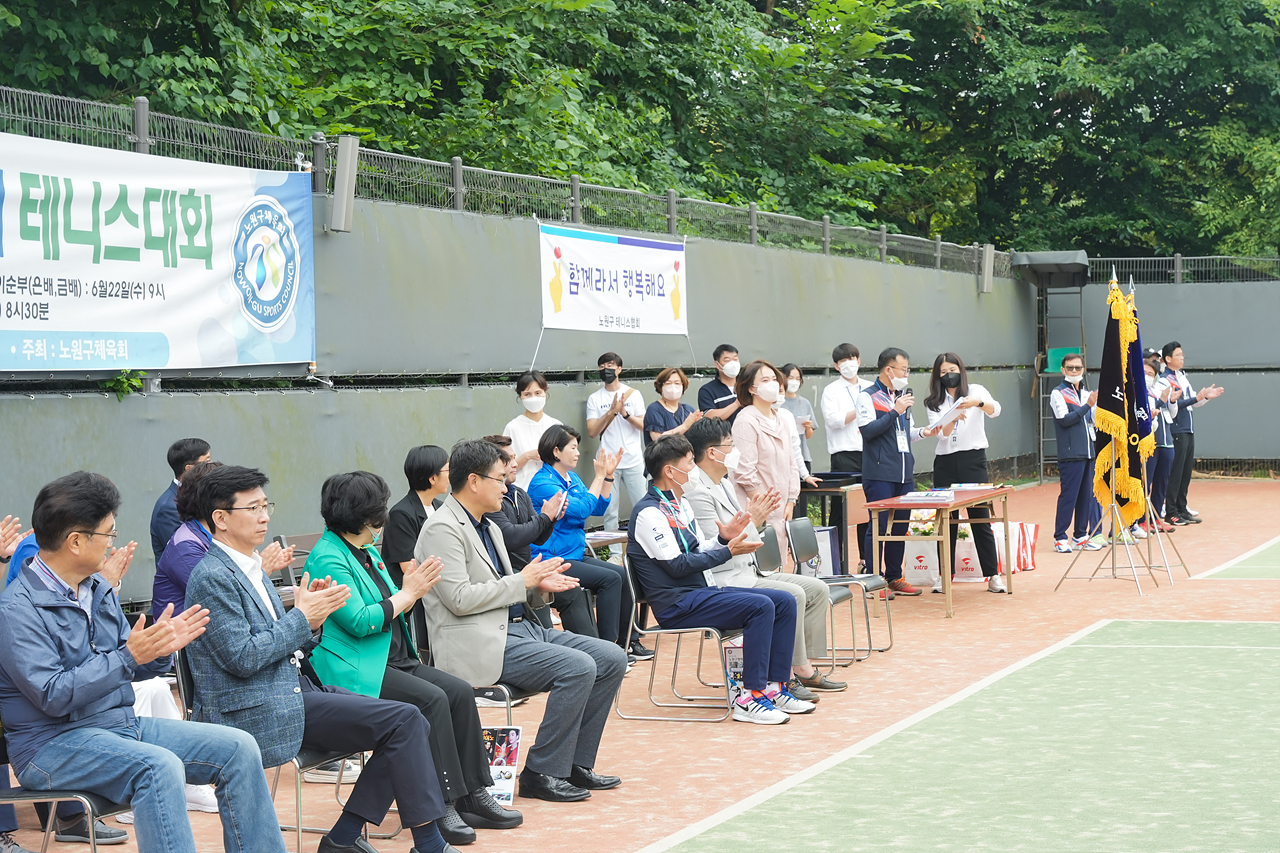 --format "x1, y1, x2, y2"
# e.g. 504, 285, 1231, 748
613, 555, 741, 722
754, 525, 784, 576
